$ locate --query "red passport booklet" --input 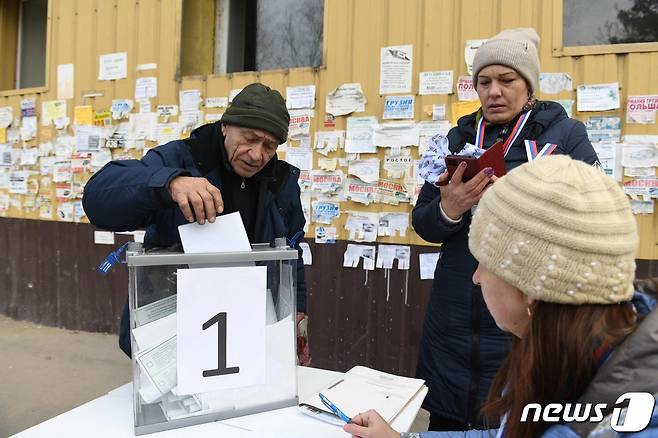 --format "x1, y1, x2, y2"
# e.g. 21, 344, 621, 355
440, 140, 506, 185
